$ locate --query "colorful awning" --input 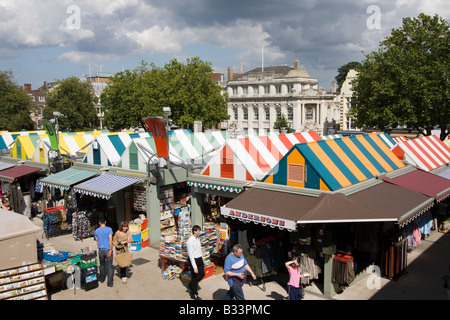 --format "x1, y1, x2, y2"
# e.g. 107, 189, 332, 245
398, 135, 450, 171
73, 173, 140, 200
0, 165, 42, 182
187, 181, 242, 193
39, 168, 98, 190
